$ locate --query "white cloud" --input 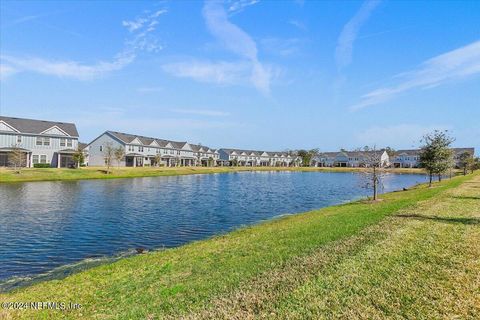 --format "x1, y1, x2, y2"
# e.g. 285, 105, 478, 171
0, 64, 18, 81
351, 39, 480, 110
170, 108, 230, 117
227, 0, 259, 15
162, 60, 249, 85
1, 7, 167, 80
335, 0, 381, 70
260, 38, 304, 57
1, 52, 135, 80
202, 0, 271, 94
356, 124, 452, 148
288, 19, 307, 31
